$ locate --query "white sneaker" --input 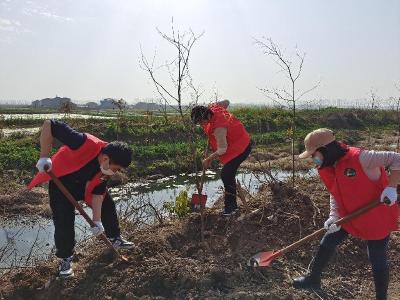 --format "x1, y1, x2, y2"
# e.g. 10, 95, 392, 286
58, 256, 74, 278
109, 236, 135, 250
